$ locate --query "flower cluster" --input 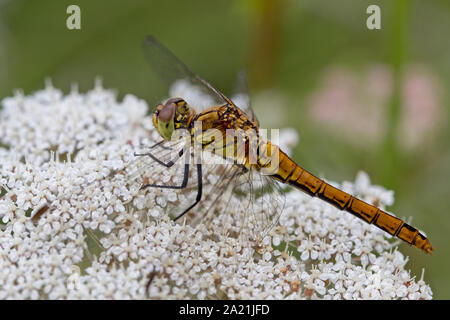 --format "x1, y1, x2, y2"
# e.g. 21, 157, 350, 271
0, 81, 433, 299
